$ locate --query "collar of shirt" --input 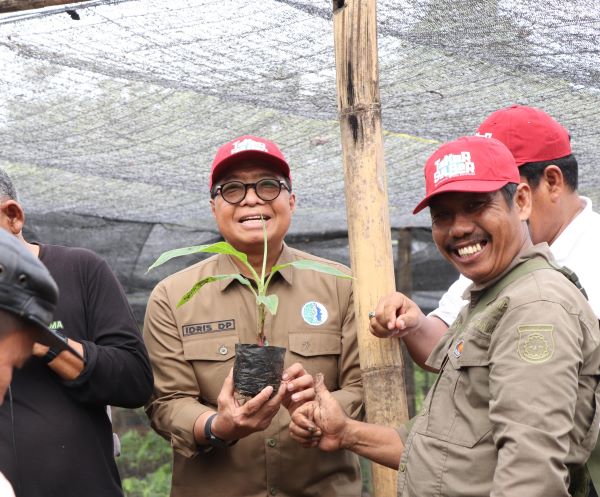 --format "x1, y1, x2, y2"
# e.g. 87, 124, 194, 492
548, 195, 592, 266
215, 243, 294, 291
